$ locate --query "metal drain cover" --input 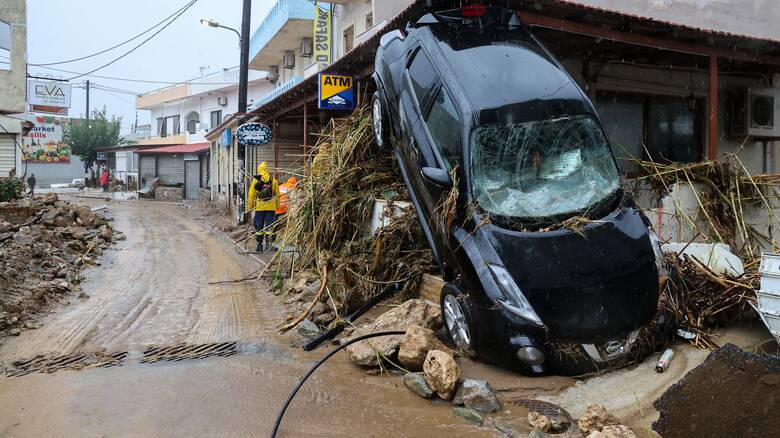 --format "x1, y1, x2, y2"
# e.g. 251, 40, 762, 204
3, 351, 127, 377
141, 341, 239, 363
